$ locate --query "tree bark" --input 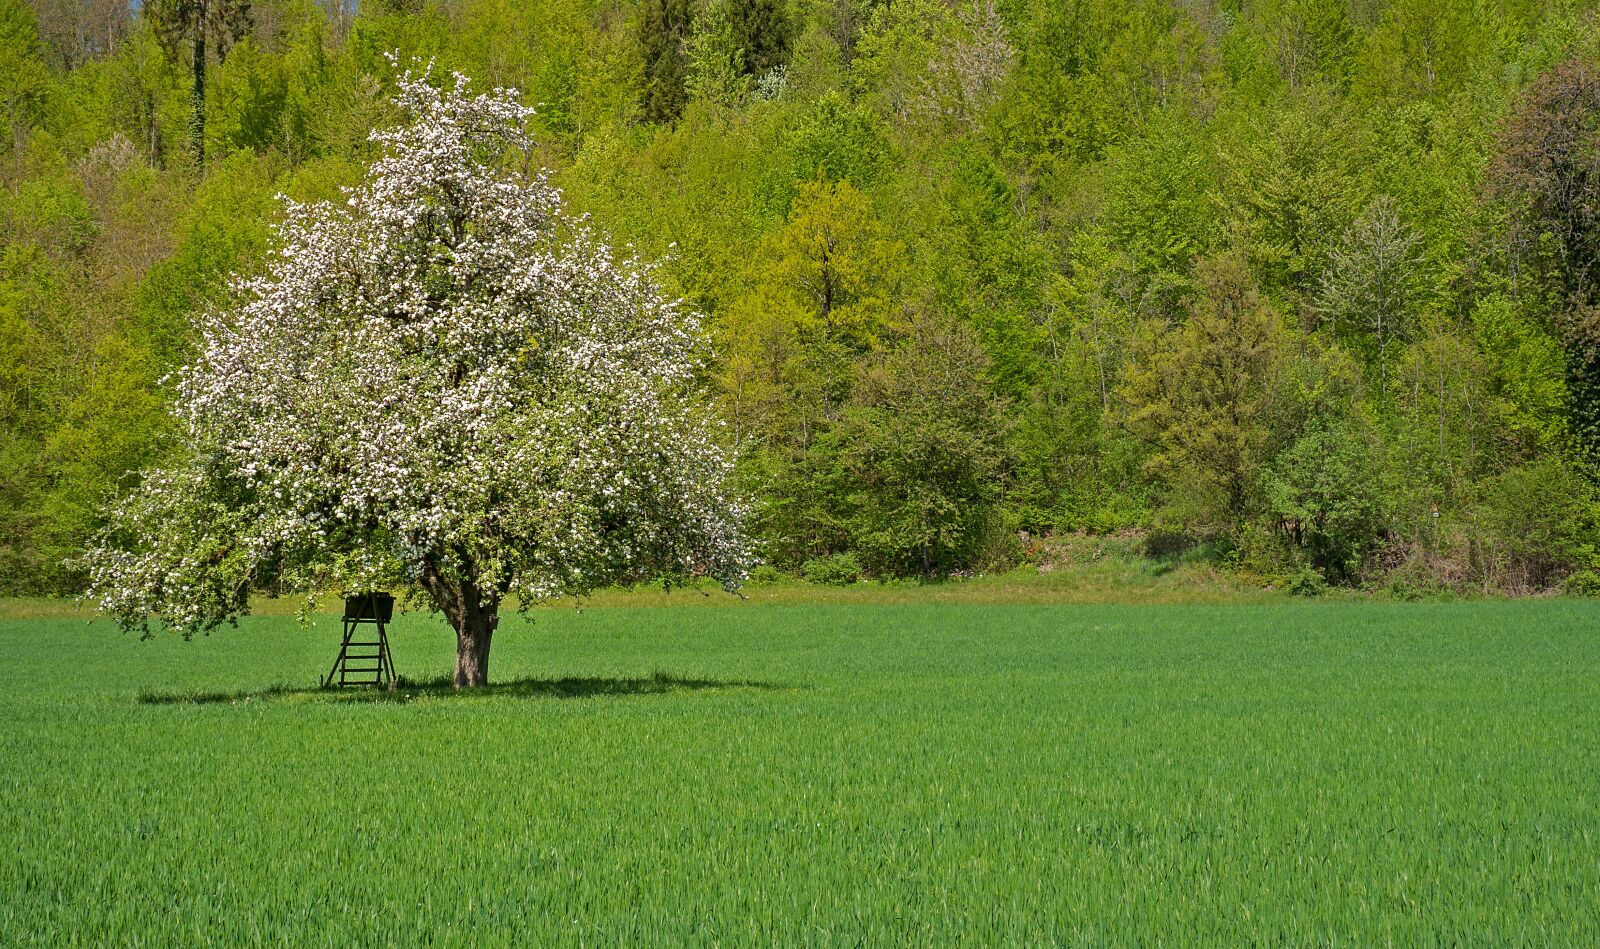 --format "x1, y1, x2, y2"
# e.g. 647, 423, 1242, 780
445, 587, 500, 688
454, 608, 495, 688
190, 25, 206, 167
421, 560, 502, 688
